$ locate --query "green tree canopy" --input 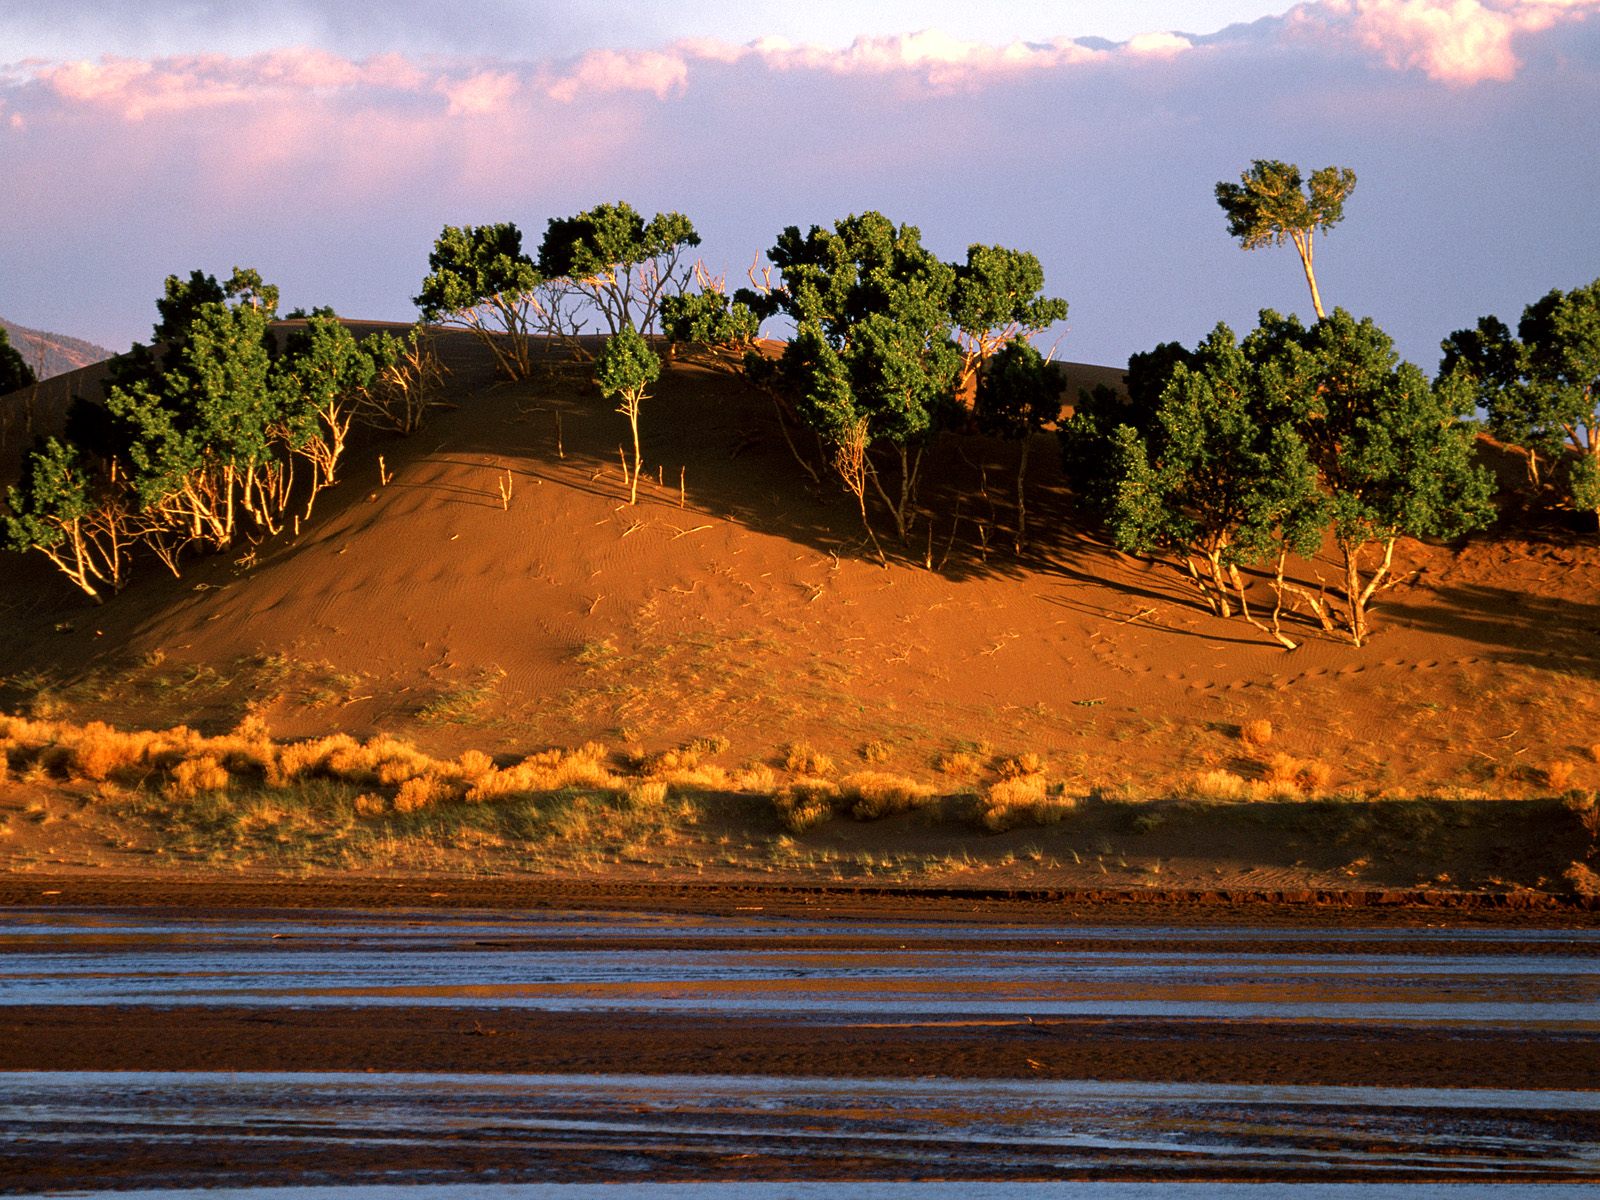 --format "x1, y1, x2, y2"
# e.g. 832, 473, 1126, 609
3, 436, 130, 602
1104, 319, 1324, 645
1216, 160, 1356, 320
1085, 308, 1491, 646
539, 202, 700, 335
415, 223, 543, 379
1295, 309, 1495, 644
950, 244, 1067, 386
767, 211, 962, 550
1443, 279, 1600, 508
595, 325, 662, 505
